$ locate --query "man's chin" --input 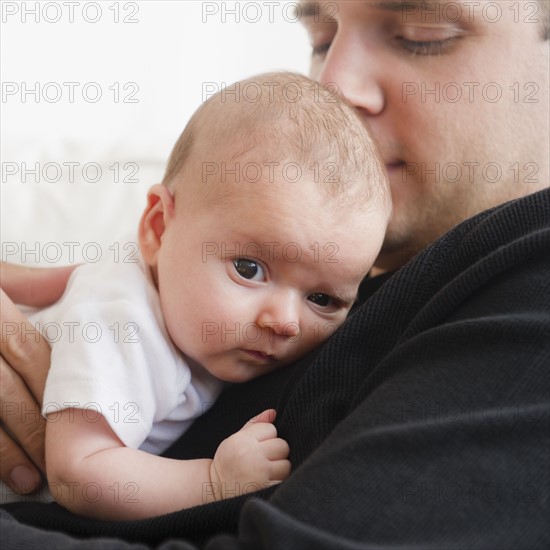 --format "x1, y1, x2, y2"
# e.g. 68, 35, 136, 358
375, 237, 420, 272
